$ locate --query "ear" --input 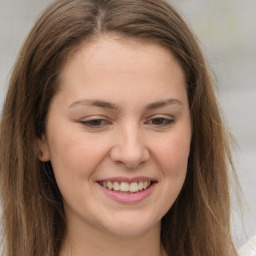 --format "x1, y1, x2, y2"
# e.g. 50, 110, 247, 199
36, 135, 50, 162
